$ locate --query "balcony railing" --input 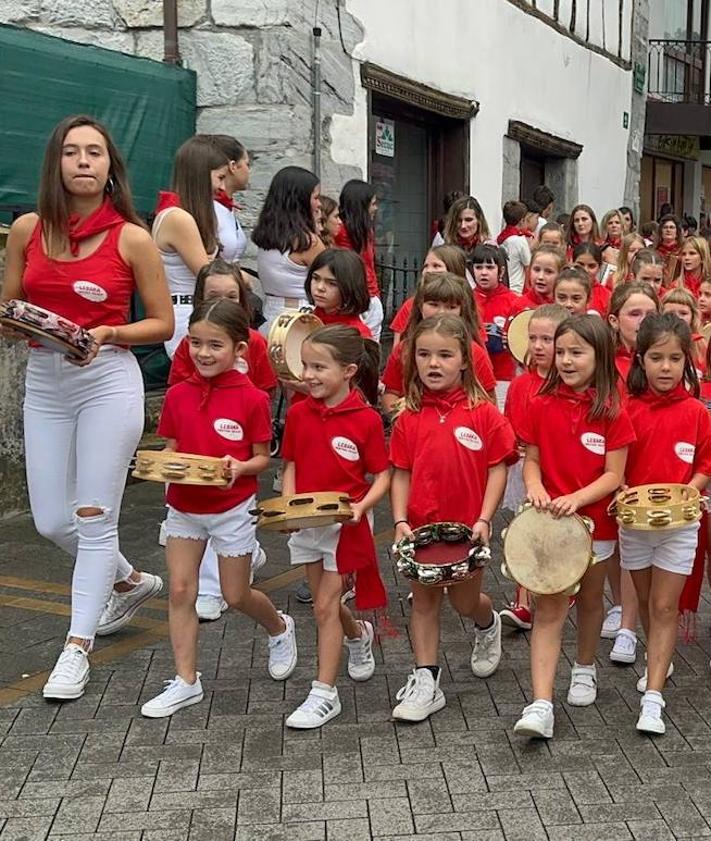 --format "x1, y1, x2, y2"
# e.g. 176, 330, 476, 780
648, 39, 711, 105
